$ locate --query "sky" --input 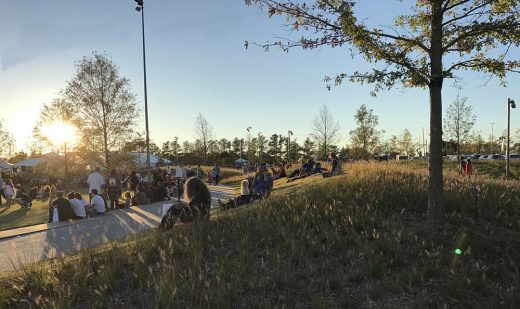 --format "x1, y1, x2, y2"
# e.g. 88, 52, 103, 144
1, 0, 519, 153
